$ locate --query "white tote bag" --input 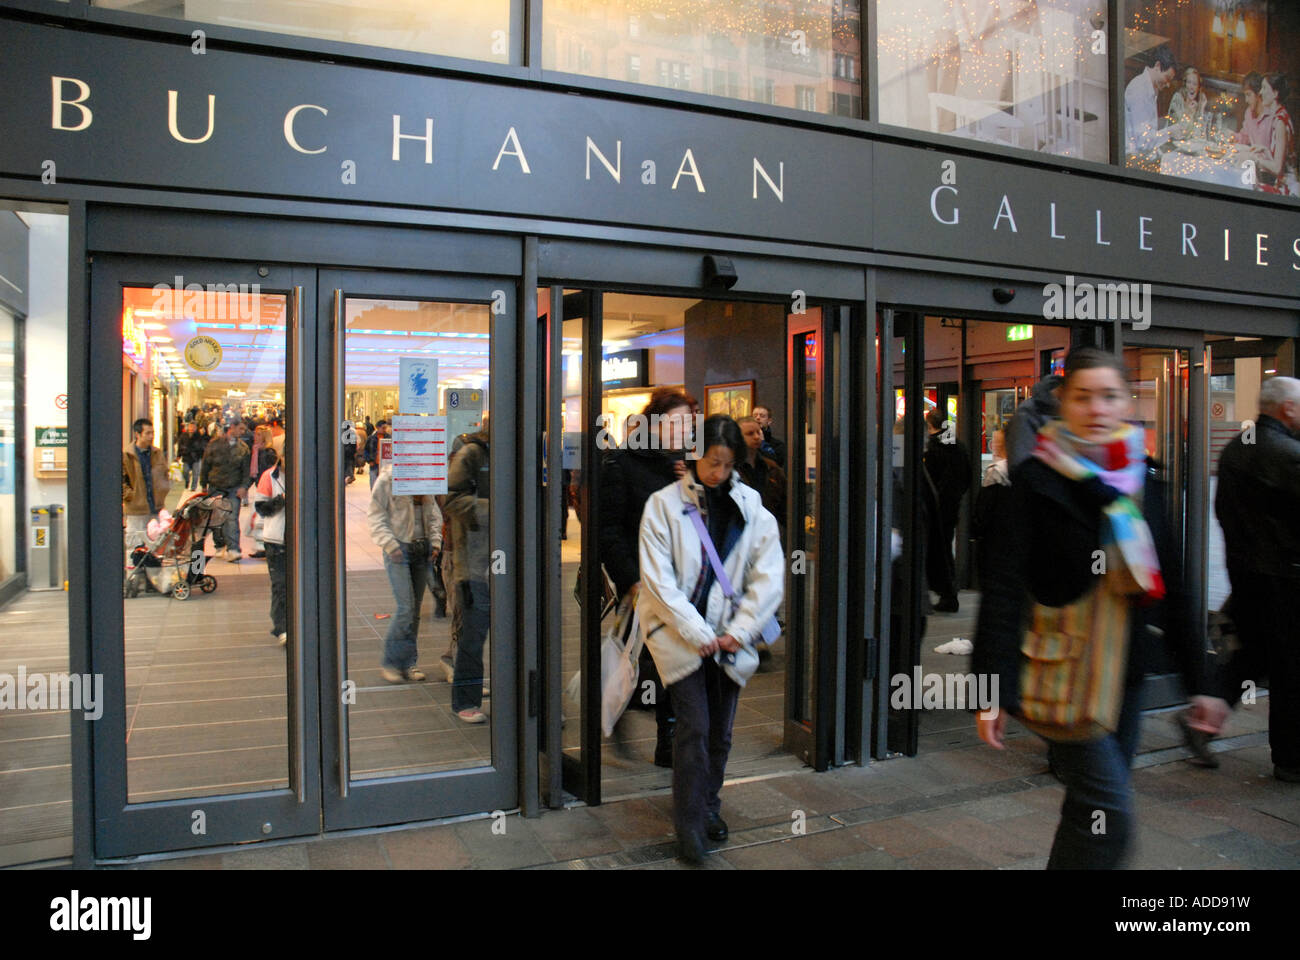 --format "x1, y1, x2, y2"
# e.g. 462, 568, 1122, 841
599, 596, 642, 738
